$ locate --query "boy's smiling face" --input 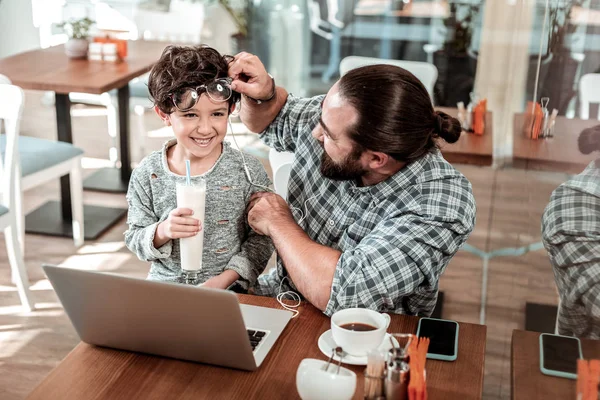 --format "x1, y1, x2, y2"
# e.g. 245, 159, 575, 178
158, 93, 230, 161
